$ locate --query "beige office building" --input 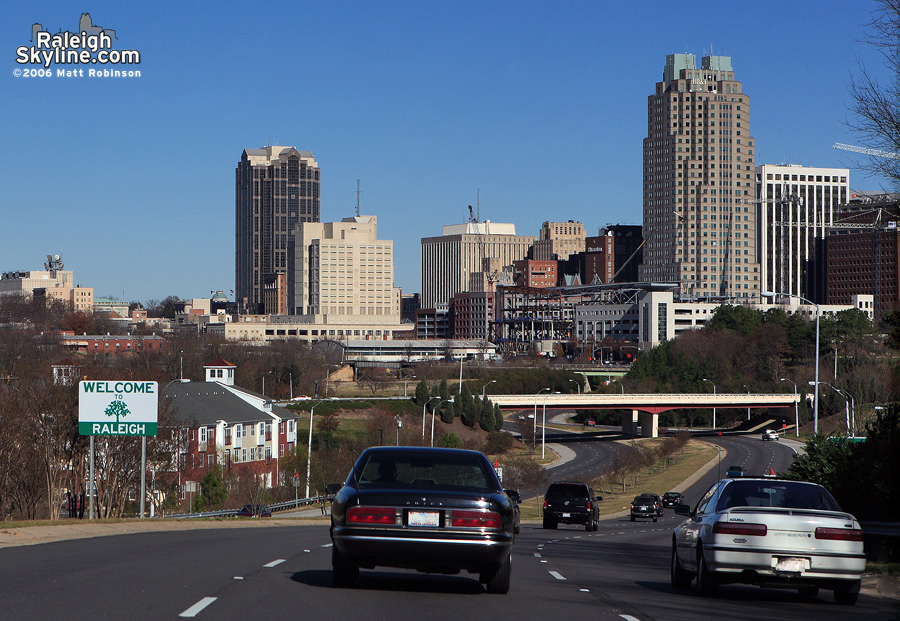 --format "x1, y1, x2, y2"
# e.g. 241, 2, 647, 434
420, 222, 535, 309
640, 53, 760, 300
0, 264, 93, 312
291, 215, 401, 324
533, 221, 586, 261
